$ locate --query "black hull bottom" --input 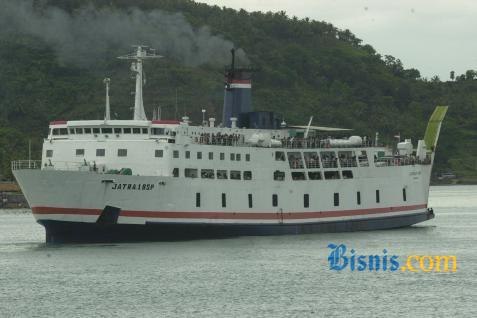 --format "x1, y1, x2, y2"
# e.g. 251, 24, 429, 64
39, 210, 434, 244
